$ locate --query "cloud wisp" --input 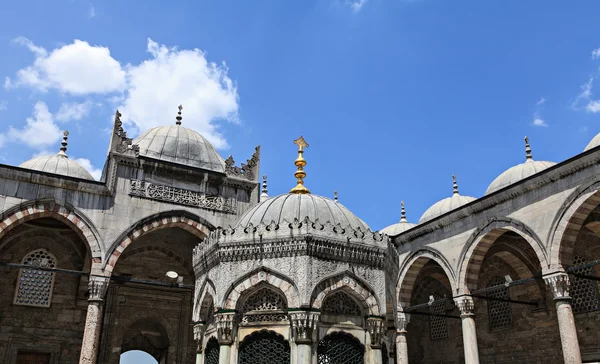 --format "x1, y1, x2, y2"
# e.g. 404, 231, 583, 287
532, 97, 548, 127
